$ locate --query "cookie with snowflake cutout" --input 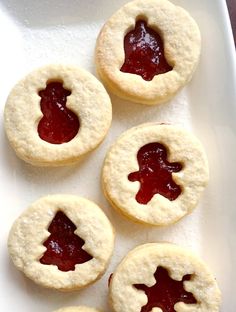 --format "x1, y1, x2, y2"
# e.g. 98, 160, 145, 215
8, 195, 114, 291
109, 243, 221, 312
